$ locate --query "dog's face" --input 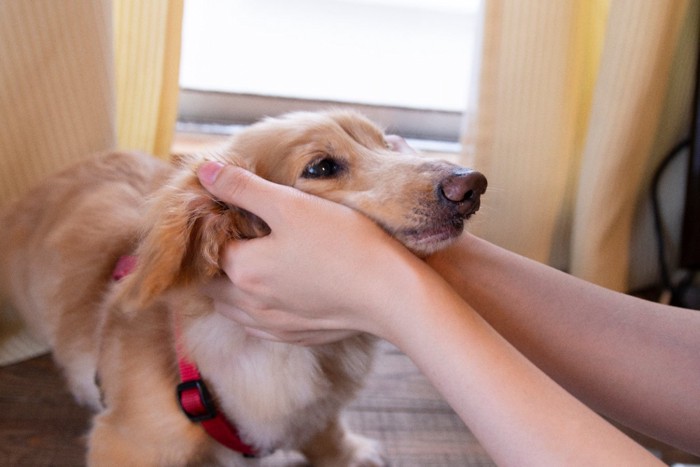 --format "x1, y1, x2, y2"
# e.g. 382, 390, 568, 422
119, 110, 486, 307
225, 110, 487, 256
